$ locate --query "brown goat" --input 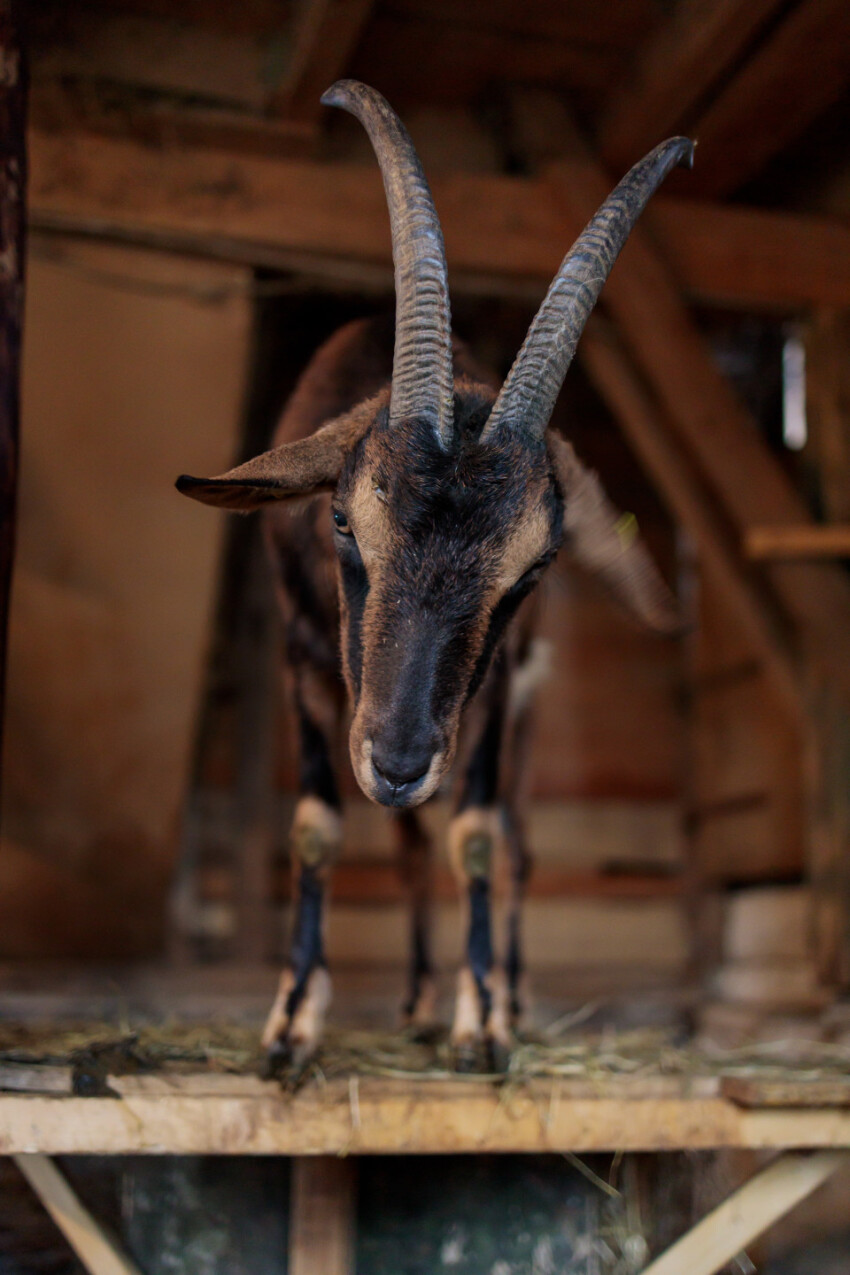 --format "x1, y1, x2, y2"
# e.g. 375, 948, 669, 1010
178, 81, 692, 1068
